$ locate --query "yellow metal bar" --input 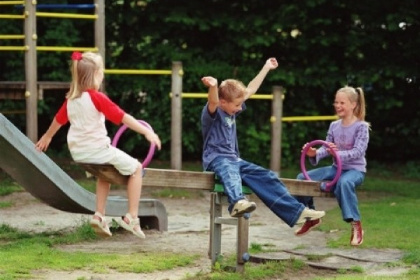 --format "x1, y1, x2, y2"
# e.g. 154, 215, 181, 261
282, 115, 338, 122
0, 14, 26, 19
36, 12, 97, 19
104, 69, 172, 75
36, 46, 98, 52
0, 46, 28, 51
169, 93, 273, 99
0, 1, 24, 5
0, 35, 25, 40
